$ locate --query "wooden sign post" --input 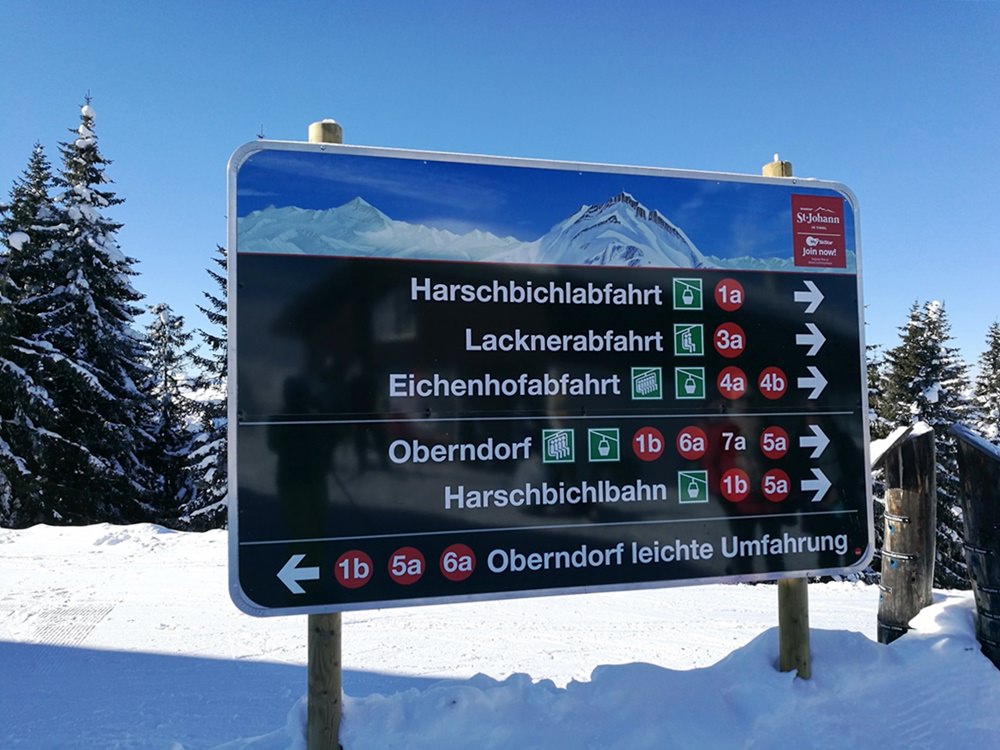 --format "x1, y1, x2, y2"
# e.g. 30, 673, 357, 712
763, 154, 812, 680
306, 120, 345, 750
